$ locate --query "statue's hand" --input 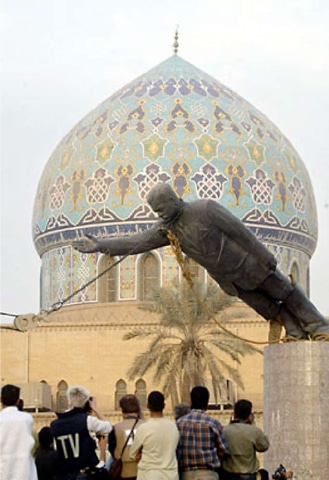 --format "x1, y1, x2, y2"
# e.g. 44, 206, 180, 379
72, 234, 101, 253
